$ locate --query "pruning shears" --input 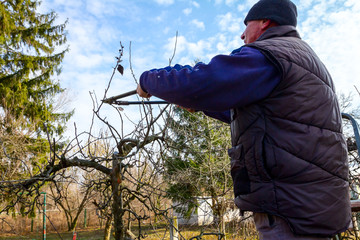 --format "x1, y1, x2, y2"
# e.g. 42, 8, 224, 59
102, 89, 168, 106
